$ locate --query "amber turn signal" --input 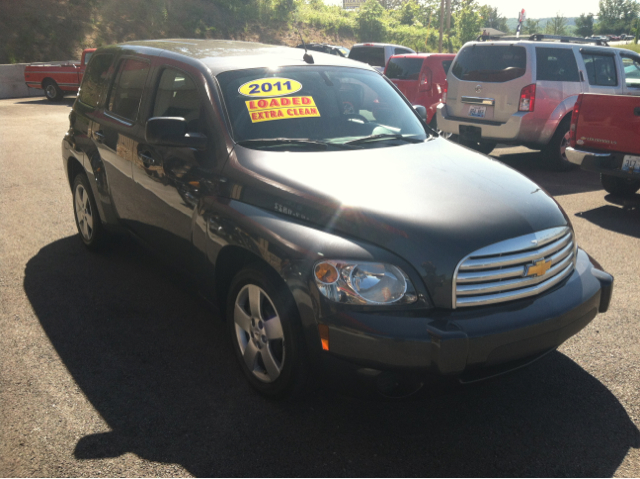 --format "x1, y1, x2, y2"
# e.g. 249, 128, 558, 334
315, 262, 338, 284
318, 324, 330, 351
